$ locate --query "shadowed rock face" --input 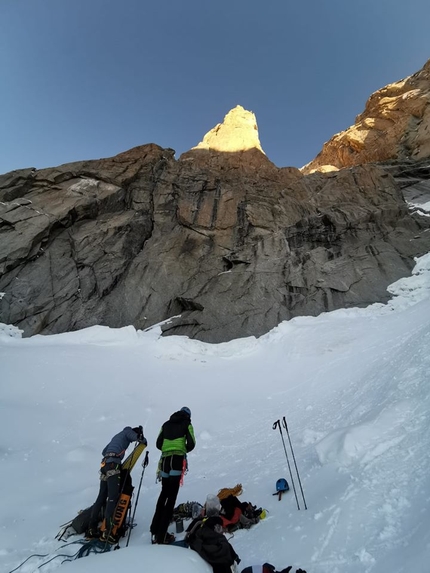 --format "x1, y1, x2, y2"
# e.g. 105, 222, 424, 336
1, 141, 430, 342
